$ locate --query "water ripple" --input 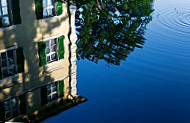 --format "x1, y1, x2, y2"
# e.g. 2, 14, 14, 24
131, 5, 190, 83
156, 7, 190, 37
144, 6, 190, 63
